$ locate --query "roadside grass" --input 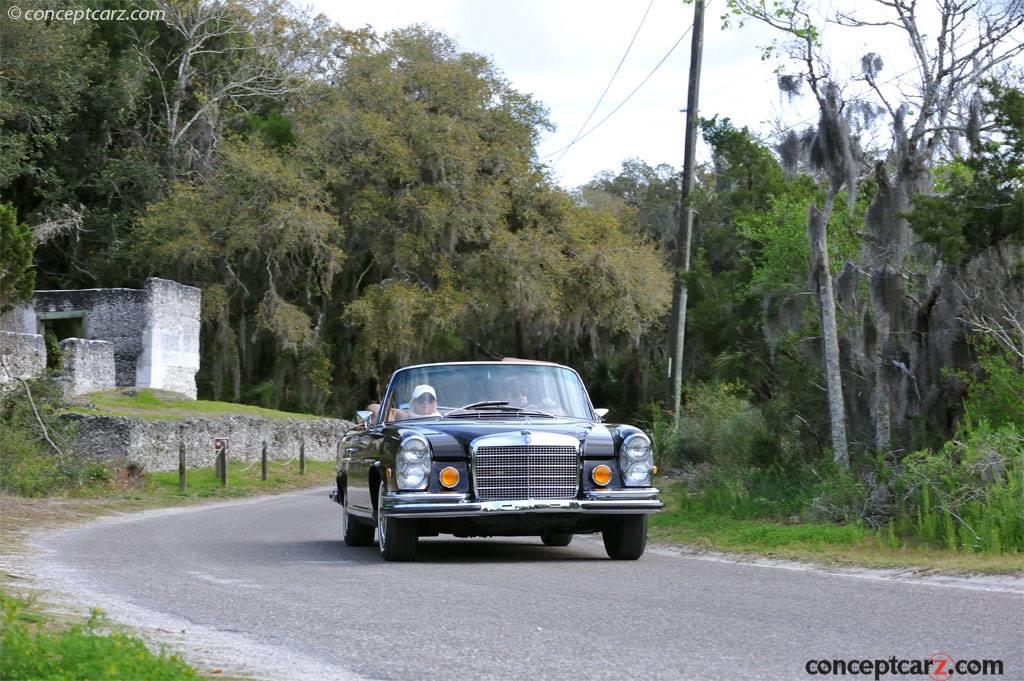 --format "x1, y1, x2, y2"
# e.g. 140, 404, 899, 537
0, 461, 337, 680
0, 590, 196, 680
141, 459, 336, 500
65, 388, 322, 421
650, 481, 1024, 574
